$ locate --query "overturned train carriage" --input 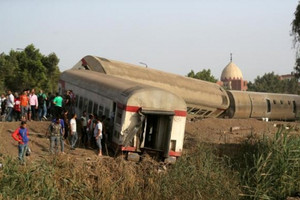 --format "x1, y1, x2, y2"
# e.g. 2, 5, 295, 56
226, 90, 300, 120
71, 55, 300, 121
59, 70, 187, 161
72, 55, 230, 118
